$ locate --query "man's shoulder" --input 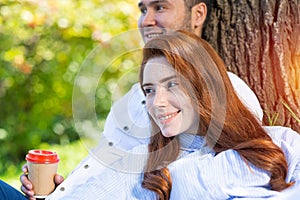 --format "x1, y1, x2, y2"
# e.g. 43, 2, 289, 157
264, 126, 300, 146
103, 83, 150, 150
111, 83, 145, 109
226, 71, 244, 83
